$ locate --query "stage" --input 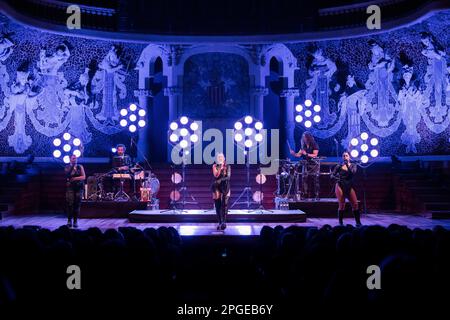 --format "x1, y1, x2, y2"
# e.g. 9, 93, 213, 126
1, 213, 449, 236
79, 198, 361, 220
128, 209, 306, 223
